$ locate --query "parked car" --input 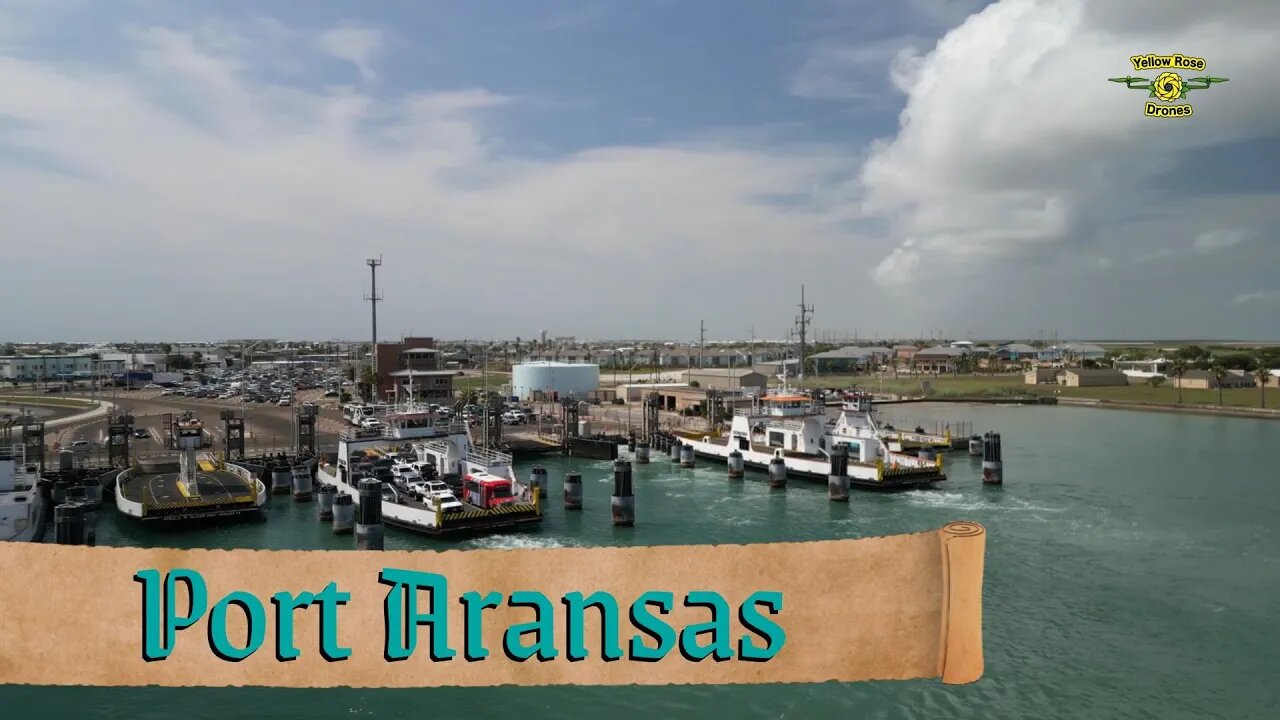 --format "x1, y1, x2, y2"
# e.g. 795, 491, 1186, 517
132, 427, 150, 439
